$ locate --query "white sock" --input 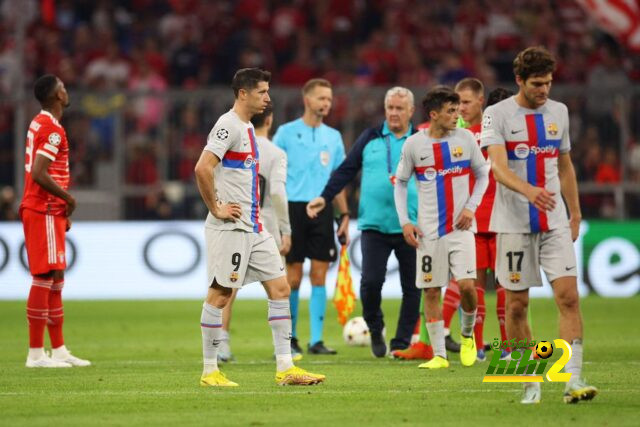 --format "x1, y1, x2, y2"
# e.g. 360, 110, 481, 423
566, 339, 583, 386
220, 329, 230, 342
28, 347, 45, 360
443, 327, 451, 336
460, 309, 477, 338
268, 299, 294, 372
201, 303, 223, 375
426, 320, 446, 359
52, 345, 70, 358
